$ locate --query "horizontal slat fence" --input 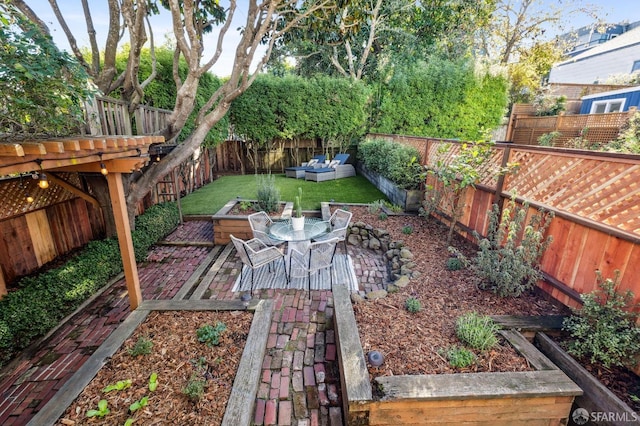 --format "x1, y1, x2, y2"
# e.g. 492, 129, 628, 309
369, 133, 640, 309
